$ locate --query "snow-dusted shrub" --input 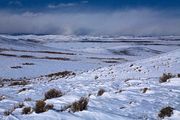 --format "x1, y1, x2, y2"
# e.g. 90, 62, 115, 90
70, 97, 89, 112
16, 102, 25, 108
35, 100, 54, 113
4, 110, 12, 116
4, 102, 24, 116
44, 88, 63, 100
158, 106, 174, 118
159, 73, 174, 83
97, 88, 105, 96
24, 97, 32, 101
22, 107, 32, 114
0, 95, 5, 101
35, 100, 46, 113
